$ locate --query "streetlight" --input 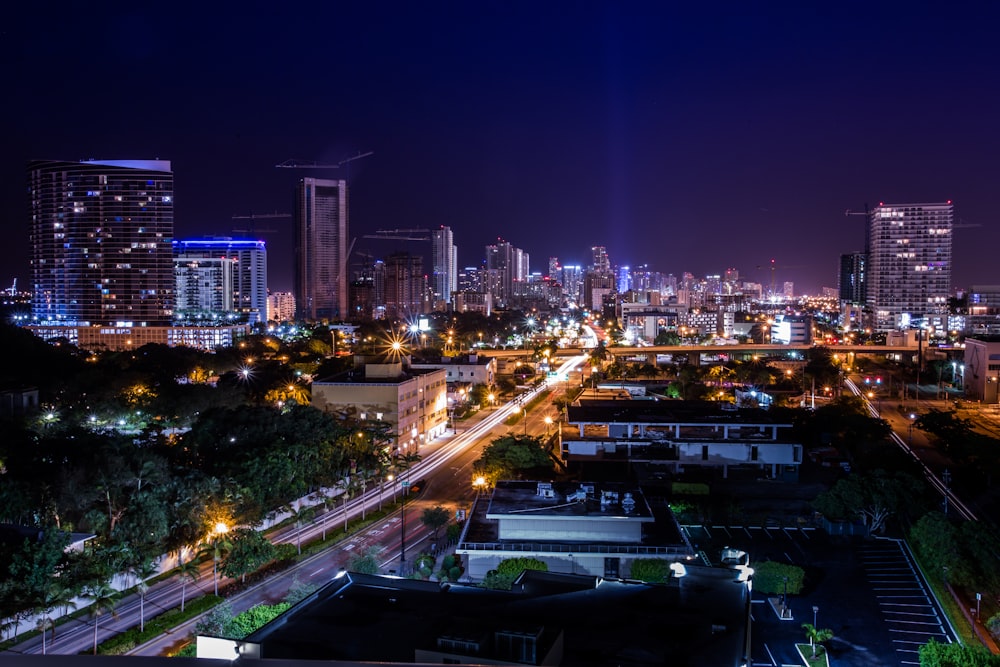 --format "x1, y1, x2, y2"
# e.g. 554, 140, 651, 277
812, 605, 819, 628
473, 475, 486, 496
908, 413, 916, 445
544, 415, 553, 436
